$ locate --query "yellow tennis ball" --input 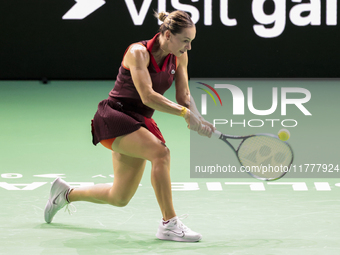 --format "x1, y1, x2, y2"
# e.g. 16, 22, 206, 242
278, 129, 290, 141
